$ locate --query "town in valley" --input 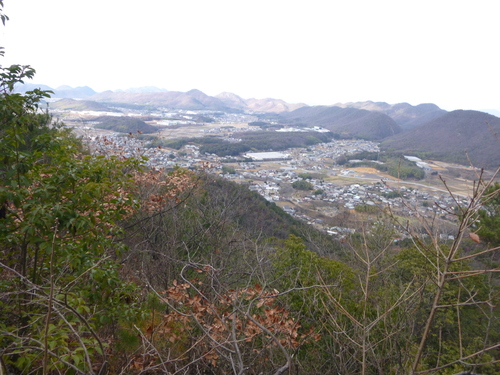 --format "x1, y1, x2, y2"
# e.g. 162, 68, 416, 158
55, 105, 490, 242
